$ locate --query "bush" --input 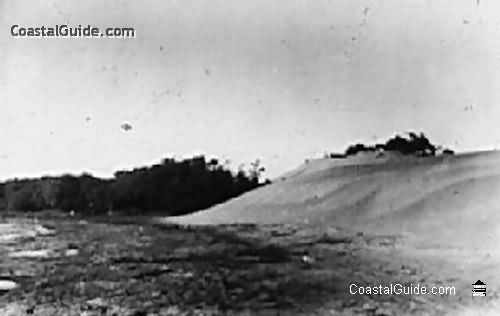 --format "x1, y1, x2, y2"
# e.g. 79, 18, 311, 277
345, 144, 368, 156
329, 153, 346, 159
338, 132, 449, 158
